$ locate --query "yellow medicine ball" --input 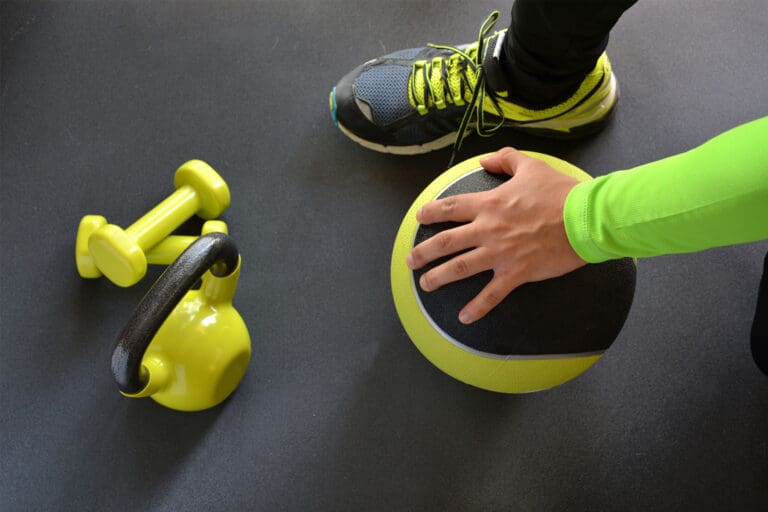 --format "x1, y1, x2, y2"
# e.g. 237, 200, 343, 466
391, 152, 636, 393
